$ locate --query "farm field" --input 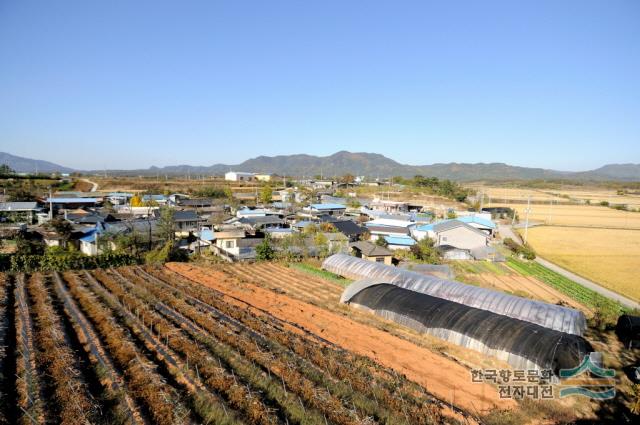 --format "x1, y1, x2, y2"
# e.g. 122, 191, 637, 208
523, 226, 640, 302
468, 184, 640, 208
220, 262, 517, 373
454, 262, 590, 314
169, 262, 516, 415
488, 203, 640, 229
0, 267, 461, 425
